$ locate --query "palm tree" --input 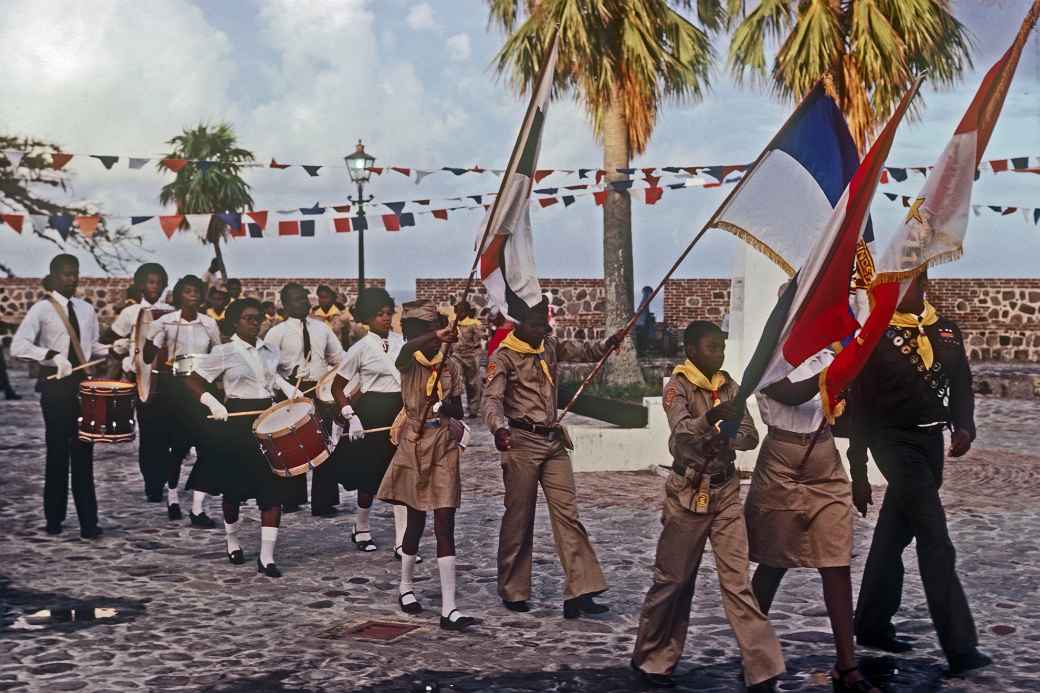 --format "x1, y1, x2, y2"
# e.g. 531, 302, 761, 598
729, 0, 973, 152
158, 123, 255, 280
488, 0, 735, 385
